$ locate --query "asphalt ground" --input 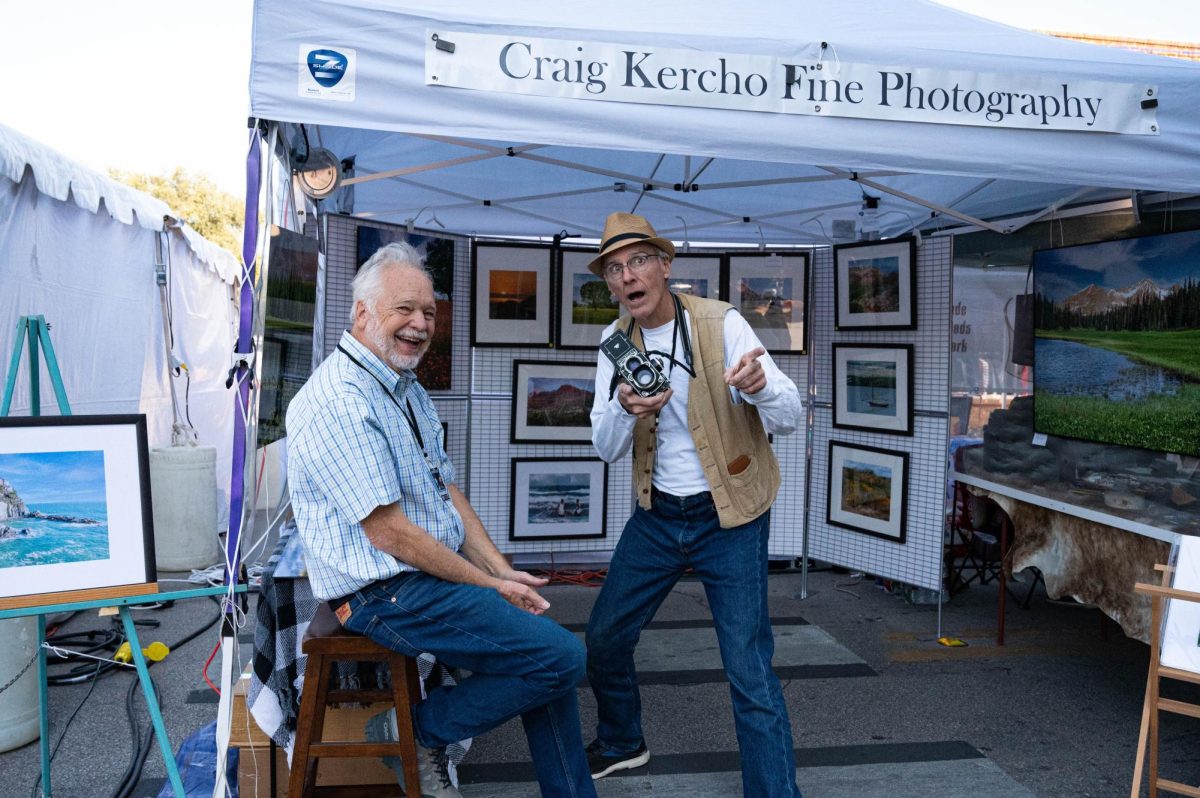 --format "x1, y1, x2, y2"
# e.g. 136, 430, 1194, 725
2, 564, 1198, 797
